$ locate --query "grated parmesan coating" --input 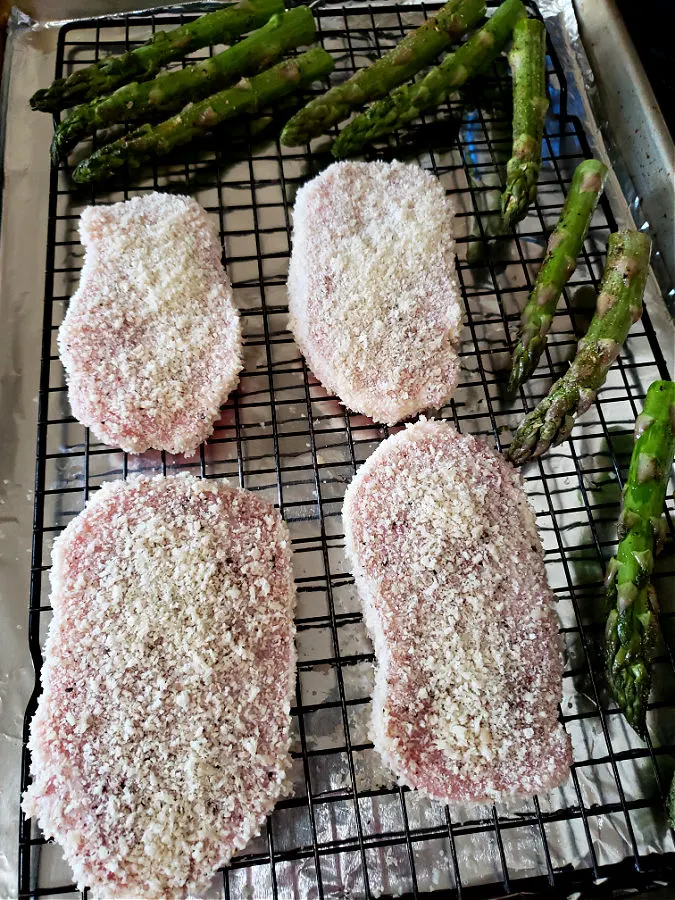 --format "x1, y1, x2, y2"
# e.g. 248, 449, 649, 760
58, 193, 242, 456
23, 474, 296, 899
287, 161, 463, 425
343, 420, 571, 803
